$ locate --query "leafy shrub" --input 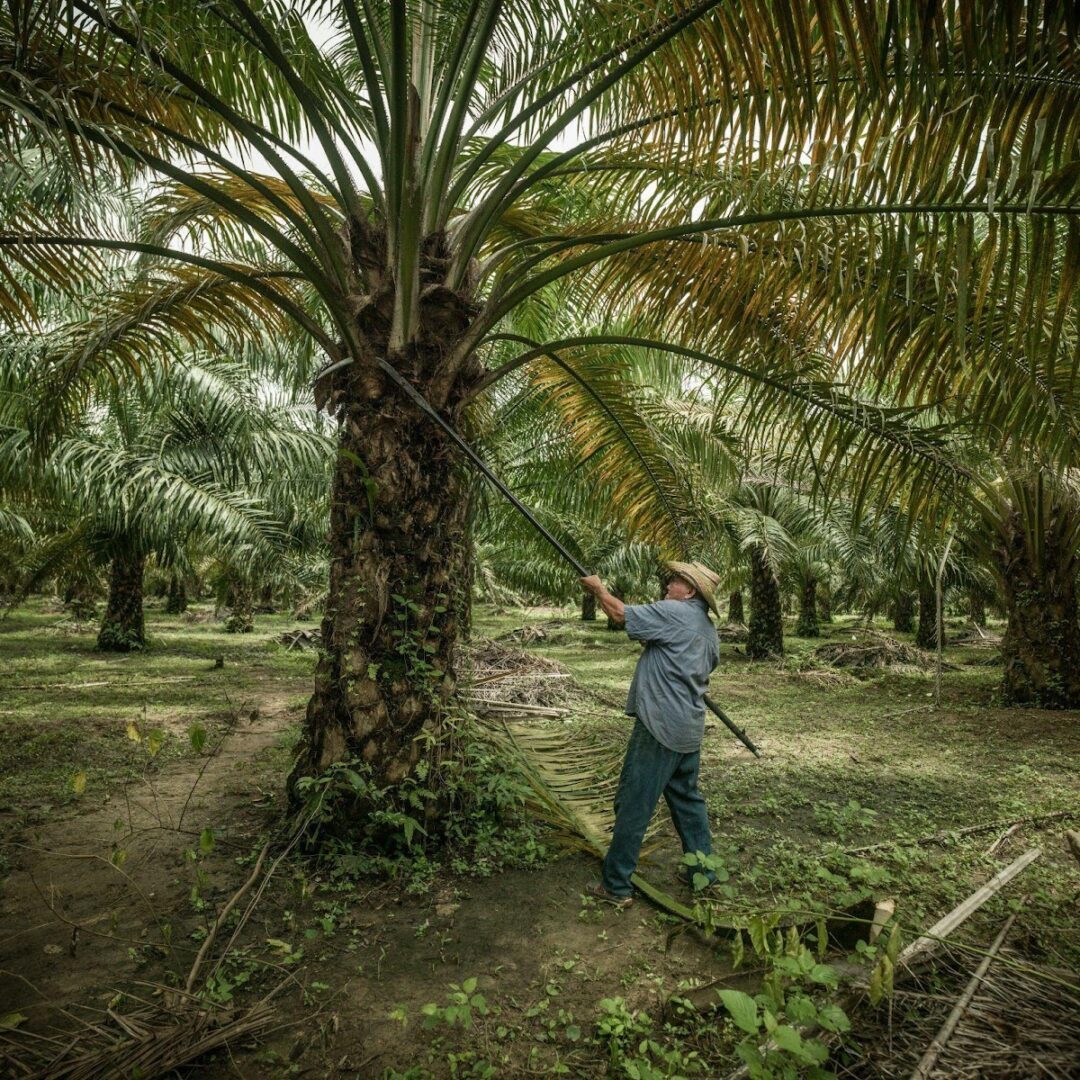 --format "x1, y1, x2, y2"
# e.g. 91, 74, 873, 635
717, 918, 860, 1080
294, 714, 547, 890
